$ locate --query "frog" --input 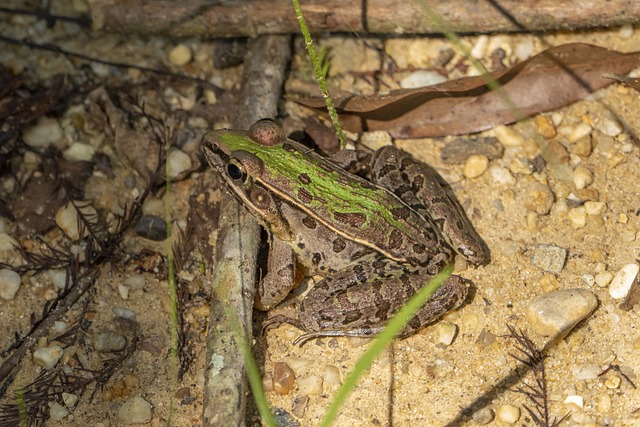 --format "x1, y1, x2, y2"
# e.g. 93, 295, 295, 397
202, 119, 489, 344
